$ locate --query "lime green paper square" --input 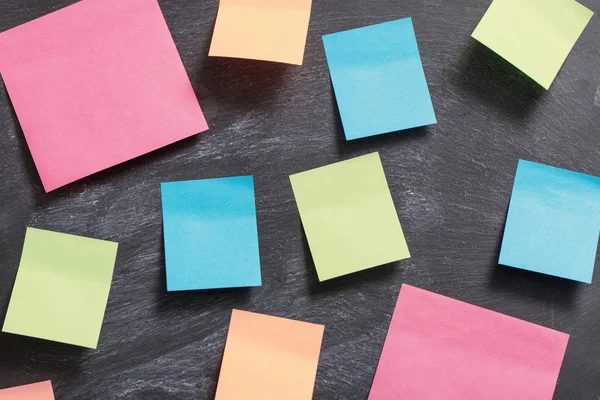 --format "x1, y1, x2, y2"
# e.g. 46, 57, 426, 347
472, 0, 593, 89
2, 228, 118, 349
290, 152, 410, 281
